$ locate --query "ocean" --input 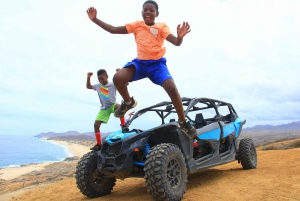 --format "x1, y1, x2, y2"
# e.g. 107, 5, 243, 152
0, 135, 73, 168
